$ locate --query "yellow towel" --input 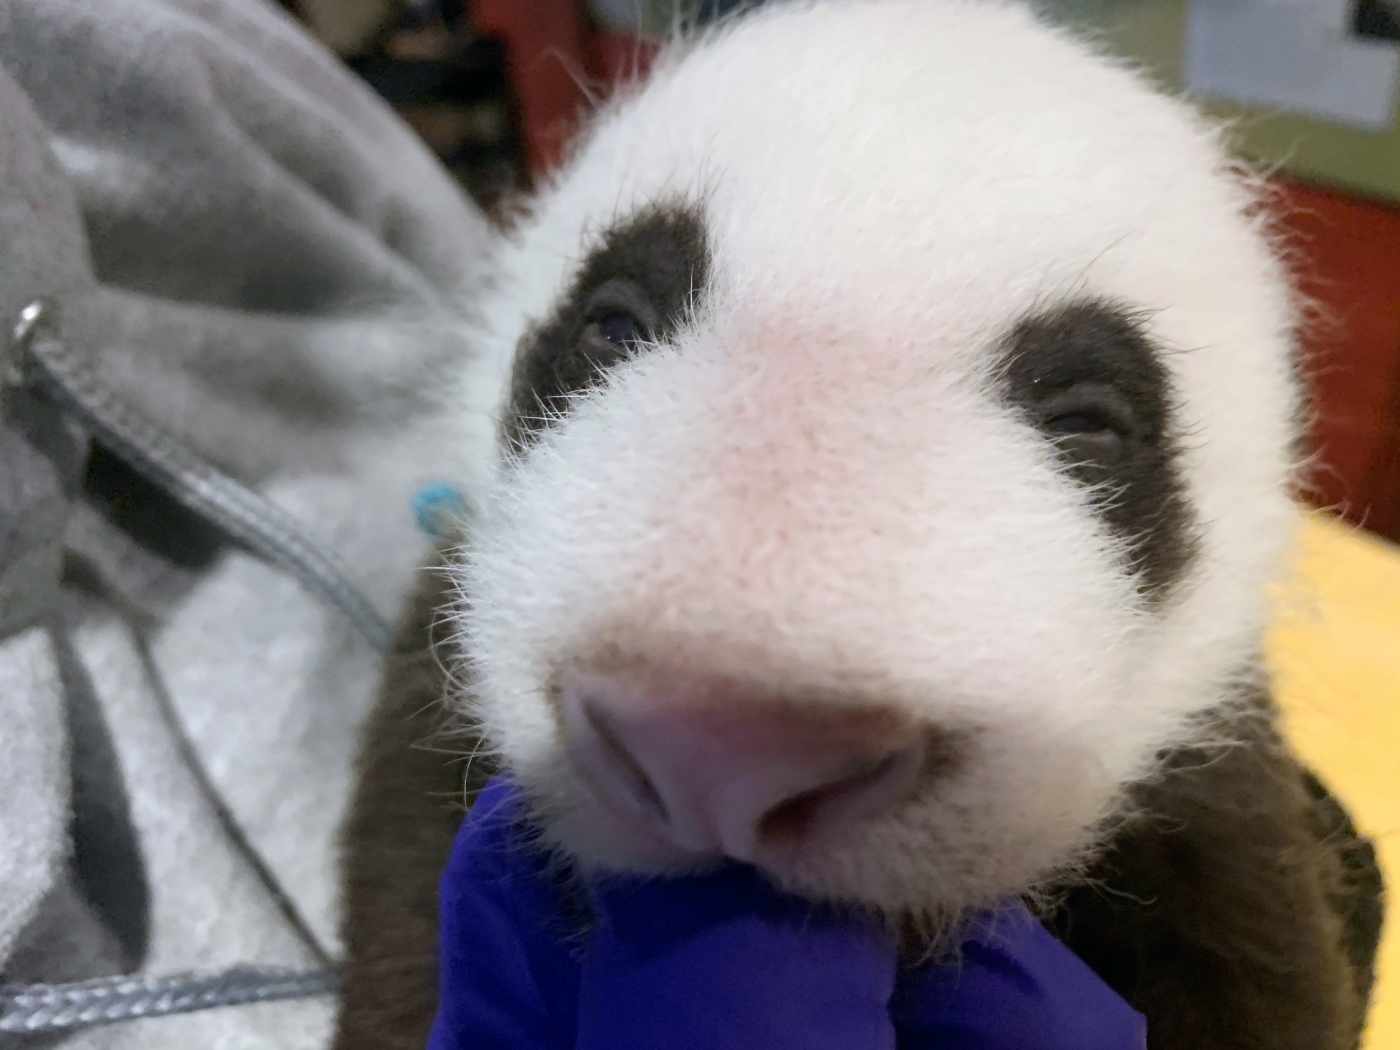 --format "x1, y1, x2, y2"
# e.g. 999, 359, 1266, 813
1269, 510, 1398, 1048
